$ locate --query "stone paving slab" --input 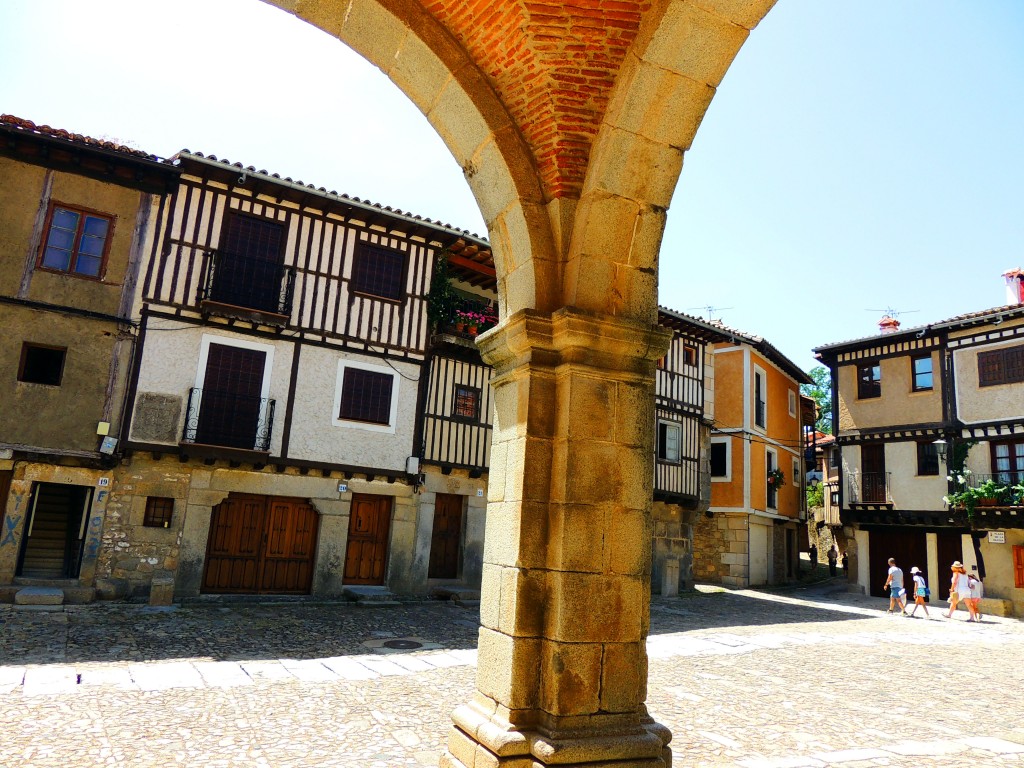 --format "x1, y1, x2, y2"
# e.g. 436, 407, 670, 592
0, 586, 1022, 767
